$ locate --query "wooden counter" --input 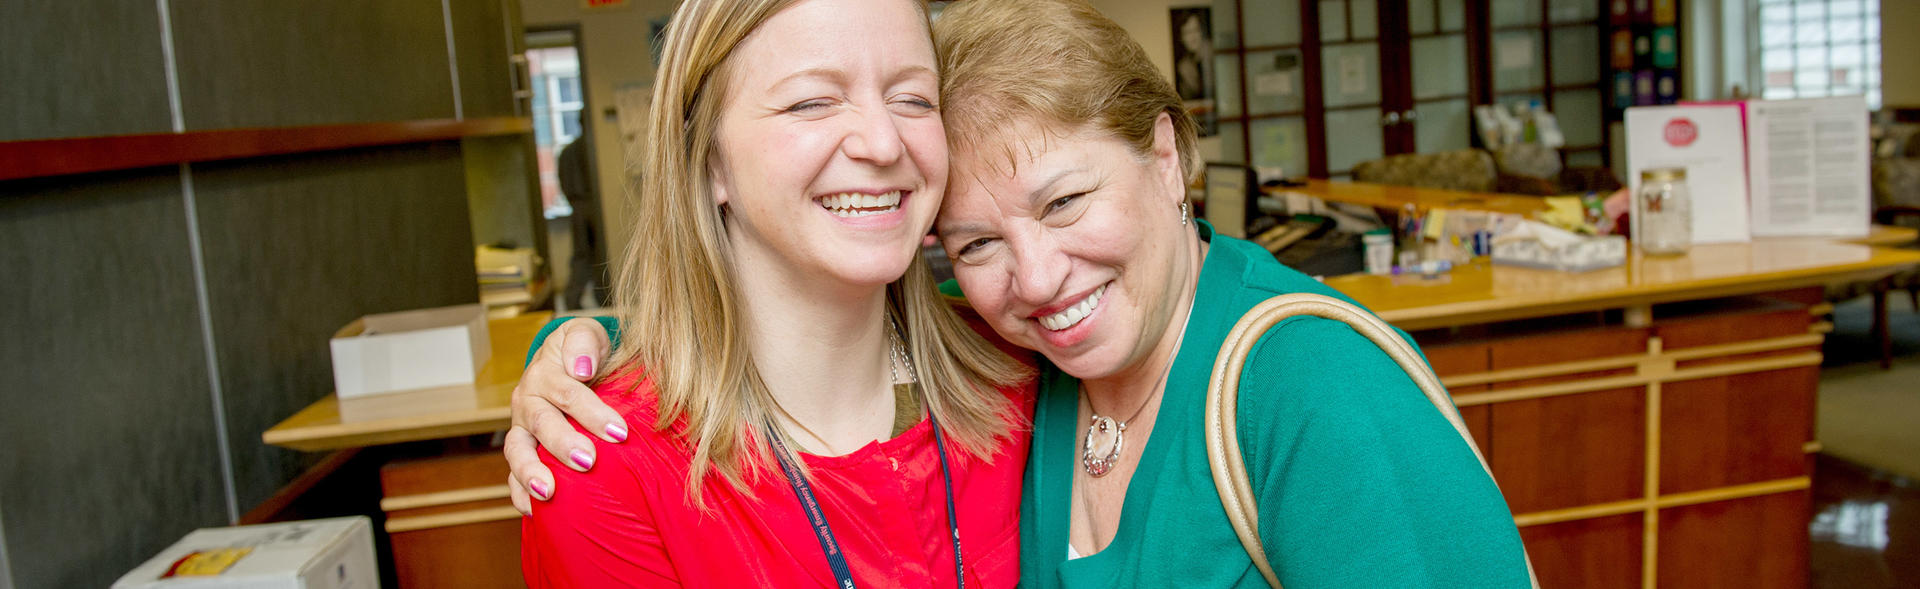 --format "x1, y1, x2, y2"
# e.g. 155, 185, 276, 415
1264, 179, 1552, 216
261, 312, 549, 451
1327, 238, 1920, 331
1852, 223, 1918, 247
1410, 298, 1830, 589
1288, 180, 1920, 588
